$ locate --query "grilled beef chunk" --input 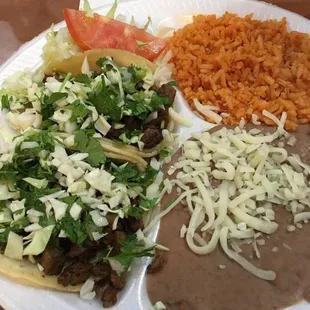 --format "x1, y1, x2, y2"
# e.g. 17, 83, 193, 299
101, 286, 118, 308
95, 278, 110, 299
106, 214, 127, 231
110, 271, 126, 290
58, 261, 93, 286
122, 116, 142, 131
106, 116, 142, 140
156, 83, 176, 103
113, 231, 126, 254
128, 216, 144, 233
145, 108, 169, 128
141, 125, 162, 149
67, 244, 98, 260
102, 227, 114, 246
147, 252, 165, 274
135, 81, 144, 91
40, 248, 66, 275
93, 262, 111, 278
106, 214, 117, 226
